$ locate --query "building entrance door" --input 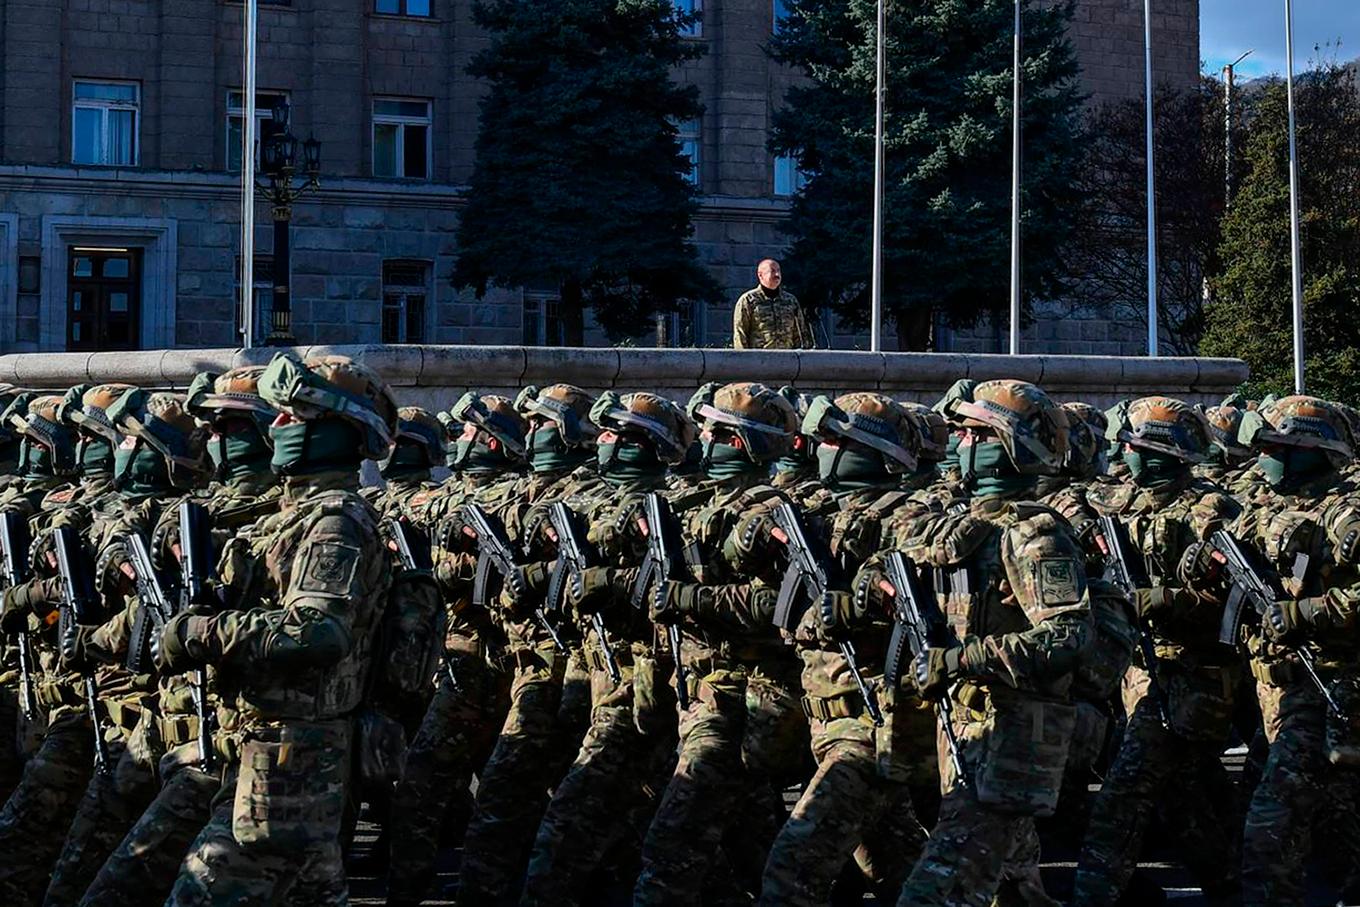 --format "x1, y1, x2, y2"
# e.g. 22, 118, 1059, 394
67, 247, 142, 351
